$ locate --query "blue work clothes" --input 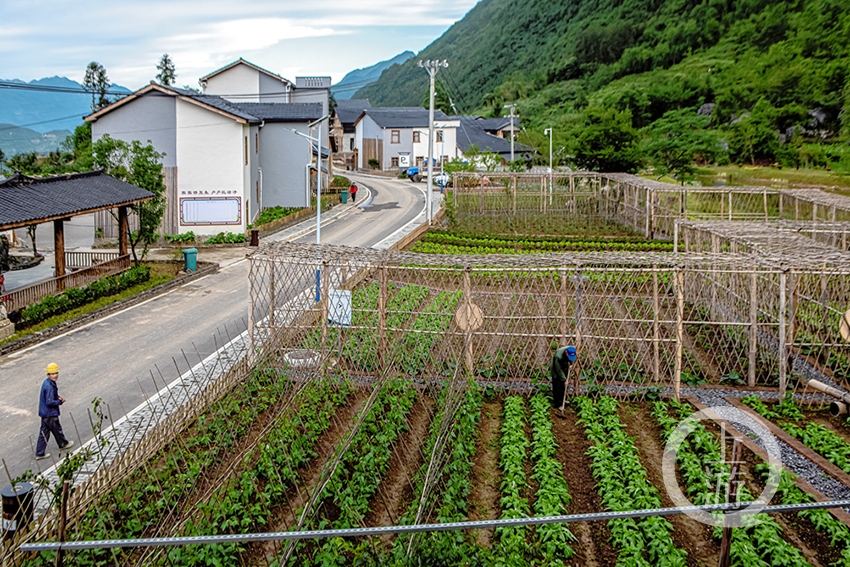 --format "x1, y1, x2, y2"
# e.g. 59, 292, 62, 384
38, 378, 63, 417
